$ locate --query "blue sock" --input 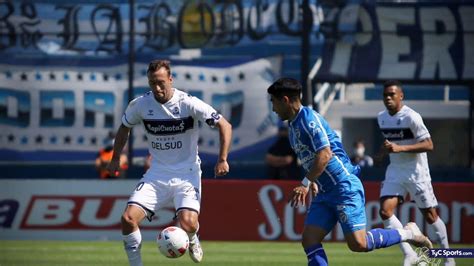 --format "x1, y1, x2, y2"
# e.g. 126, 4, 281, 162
366, 228, 401, 251
304, 243, 328, 266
